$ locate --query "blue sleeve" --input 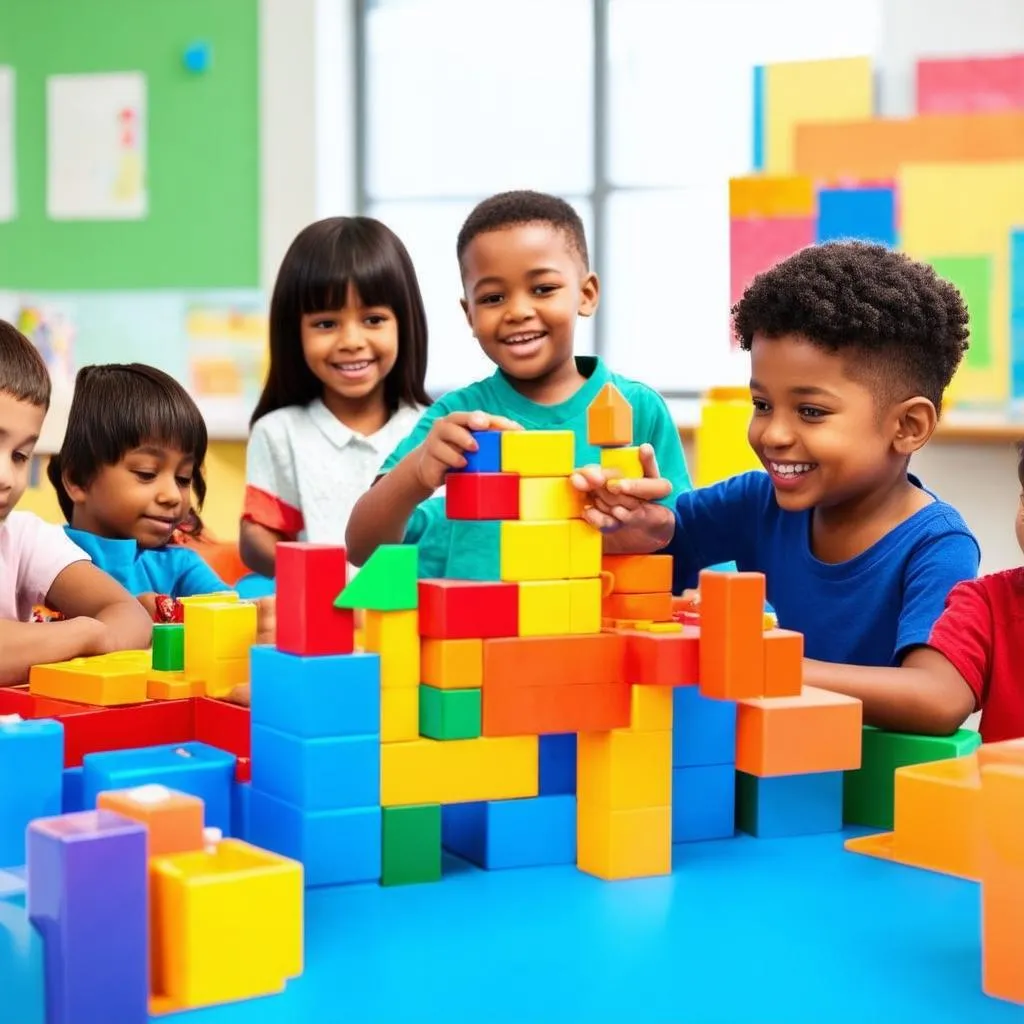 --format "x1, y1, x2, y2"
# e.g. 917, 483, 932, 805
895, 527, 981, 661
634, 390, 692, 505
172, 548, 230, 598
663, 472, 767, 594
